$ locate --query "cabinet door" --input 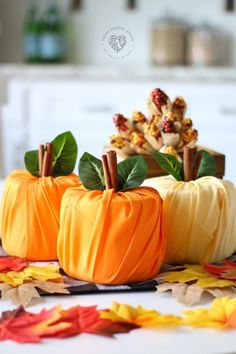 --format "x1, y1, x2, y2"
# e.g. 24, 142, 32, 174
2, 79, 236, 183
27, 81, 153, 159
1, 80, 30, 176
